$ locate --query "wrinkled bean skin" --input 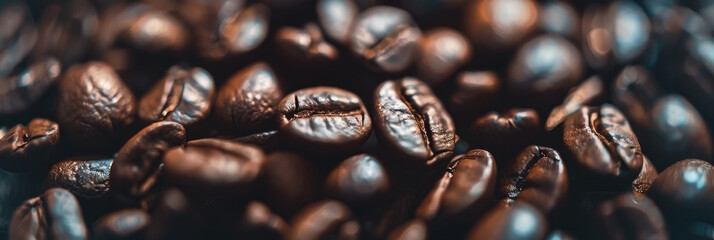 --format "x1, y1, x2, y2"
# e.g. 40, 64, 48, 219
261, 152, 315, 216
0, 118, 59, 172
277, 87, 372, 150
138, 66, 215, 126
316, 0, 358, 45
416, 149, 496, 225
47, 157, 112, 200
373, 78, 456, 169
56, 62, 136, 151
650, 95, 712, 166
545, 76, 603, 131
387, 219, 427, 240
0, 58, 61, 115
110, 121, 186, 199
215, 62, 283, 134
93, 209, 149, 240
649, 159, 714, 223
466, 202, 548, 240
591, 193, 668, 240
163, 138, 264, 193
563, 104, 644, 181
286, 200, 352, 240
325, 154, 389, 203
499, 146, 568, 214
10, 188, 88, 240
